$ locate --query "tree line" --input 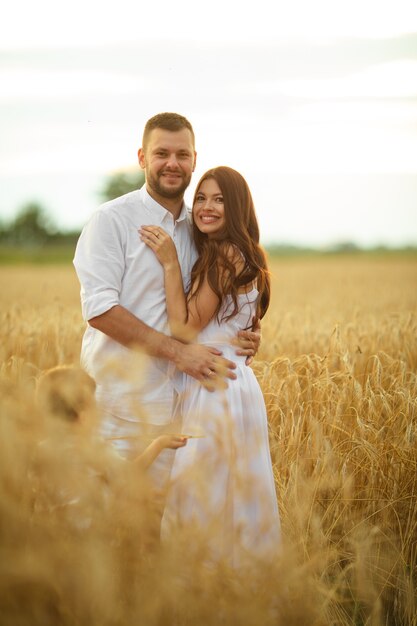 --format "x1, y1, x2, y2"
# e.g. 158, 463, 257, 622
0, 170, 145, 247
1, 169, 414, 257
